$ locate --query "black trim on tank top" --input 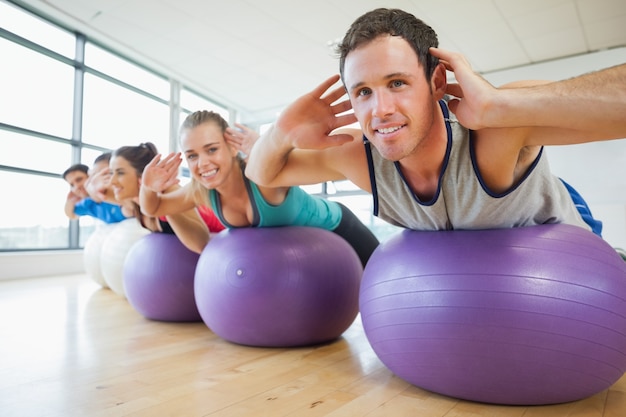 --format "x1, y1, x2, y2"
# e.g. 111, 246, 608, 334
363, 100, 452, 212
211, 158, 260, 228
363, 137, 379, 216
